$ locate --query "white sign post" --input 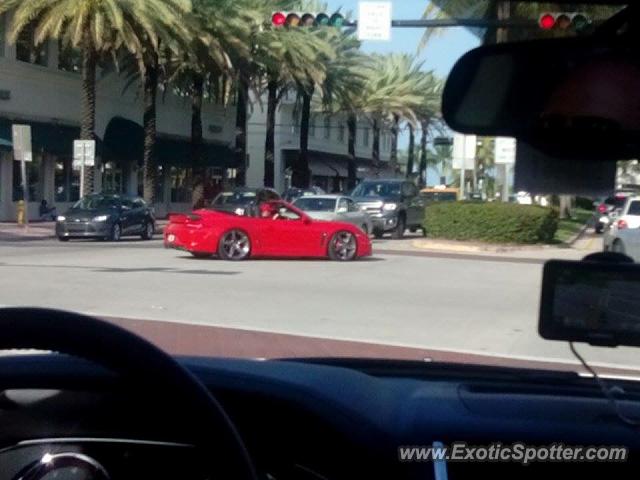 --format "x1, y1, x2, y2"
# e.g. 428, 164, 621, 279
73, 140, 96, 198
452, 134, 476, 199
494, 137, 516, 202
358, 2, 392, 41
12, 125, 33, 227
